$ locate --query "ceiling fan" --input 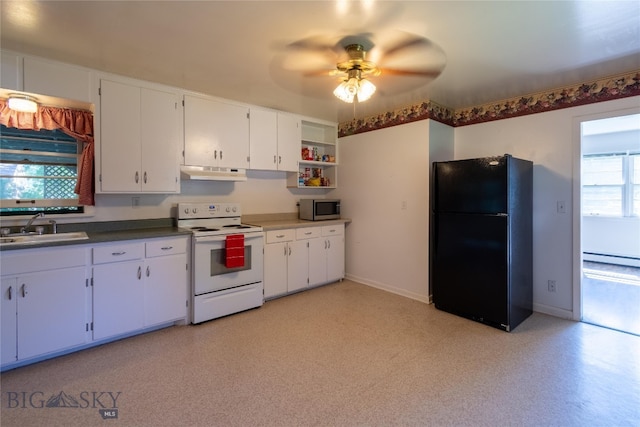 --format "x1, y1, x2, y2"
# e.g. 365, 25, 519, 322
273, 31, 446, 104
